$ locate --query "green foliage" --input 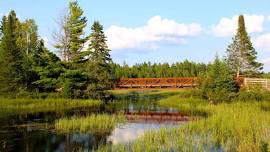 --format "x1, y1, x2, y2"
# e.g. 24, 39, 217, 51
32, 40, 63, 92
201, 55, 238, 103
236, 87, 270, 102
67, 0, 87, 62
60, 69, 88, 98
0, 11, 27, 94
84, 21, 114, 101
